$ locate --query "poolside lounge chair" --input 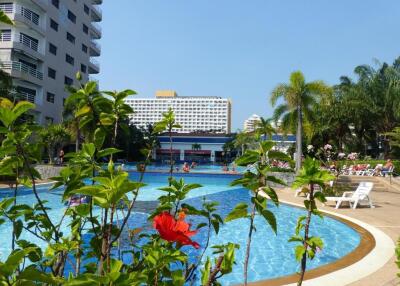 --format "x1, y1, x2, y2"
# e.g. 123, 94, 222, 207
325, 182, 374, 209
